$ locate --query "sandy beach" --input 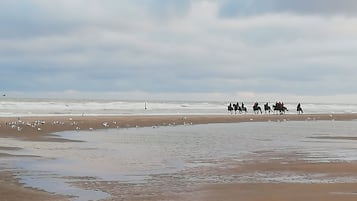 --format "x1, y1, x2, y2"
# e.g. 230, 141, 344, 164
1, 113, 357, 201
1, 113, 355, 139
188, 154, 357, 201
